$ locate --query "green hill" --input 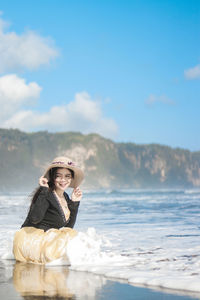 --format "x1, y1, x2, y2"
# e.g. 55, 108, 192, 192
0, 128, 200, 191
